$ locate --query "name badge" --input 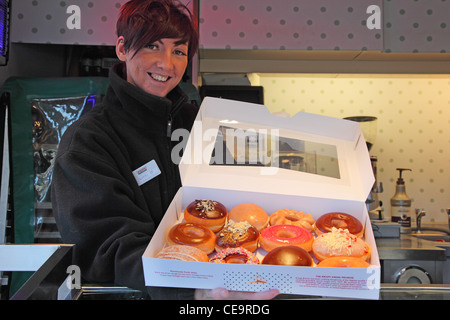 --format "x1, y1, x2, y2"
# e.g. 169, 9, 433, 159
132, 160, 161, 186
